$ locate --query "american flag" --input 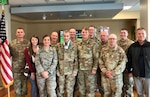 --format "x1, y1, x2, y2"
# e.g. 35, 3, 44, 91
0, 10, 13, 88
